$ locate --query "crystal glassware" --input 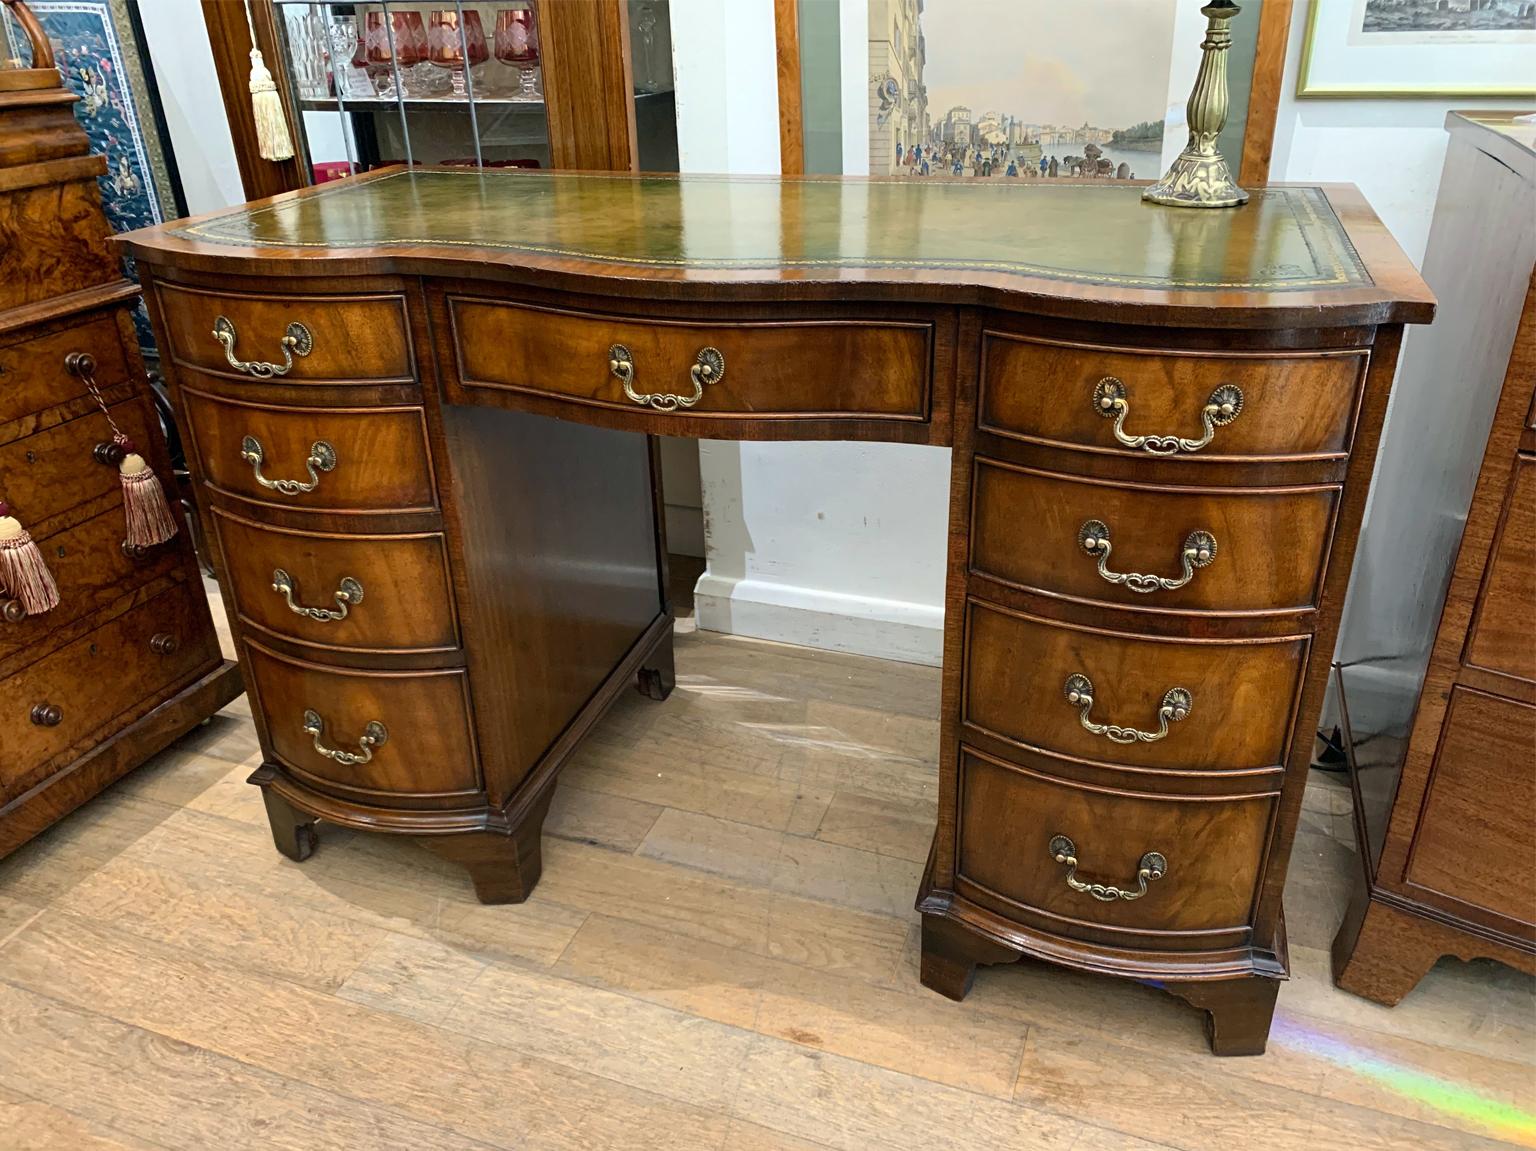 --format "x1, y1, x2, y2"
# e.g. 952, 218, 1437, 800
287, 6, 329, 100
494, 6, 540, 99
328, 14, 360, 98
365, 9, 427, 98
428, 9, 488, 97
